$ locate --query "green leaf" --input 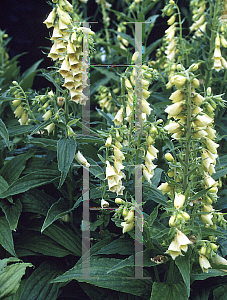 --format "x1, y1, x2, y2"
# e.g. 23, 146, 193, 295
106, 44, 128, 57
143, 184, 170, 207
150, 281, 188, 300
0, 175, 9, 194
57, 137, 77, 188
20, 59, 43, 90
0, 150, 36, 185
92, 66, 120, 82
0, 118, 10, 149
107, 250, 157, 274
75, 135, 104, 144
0, 198, 22, 231
191, 269, 227, 283
43, 222, 82, 256
0, 216, 17, 256
188, 188, 211, 202
213, 168, 227, 180
0, 170, 60, 198
15, 231, 73, 257
41, 198, 70, 232
19, 261, 65, 300
144, 39, 161, 58
20, 189, 56, 216
52, 257, 152, 297
175, 255, 190, 297
147, 206, 159, 227
8, 125, 34, 137
0, 258, 32, 299
110, 30, 135, 47
27, 137, 57, 151
213, 284, 227, 300
88, 157, 105, 180
96, 108, 114, 126
95, 238, 134, 256
4, 278, 26, 300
